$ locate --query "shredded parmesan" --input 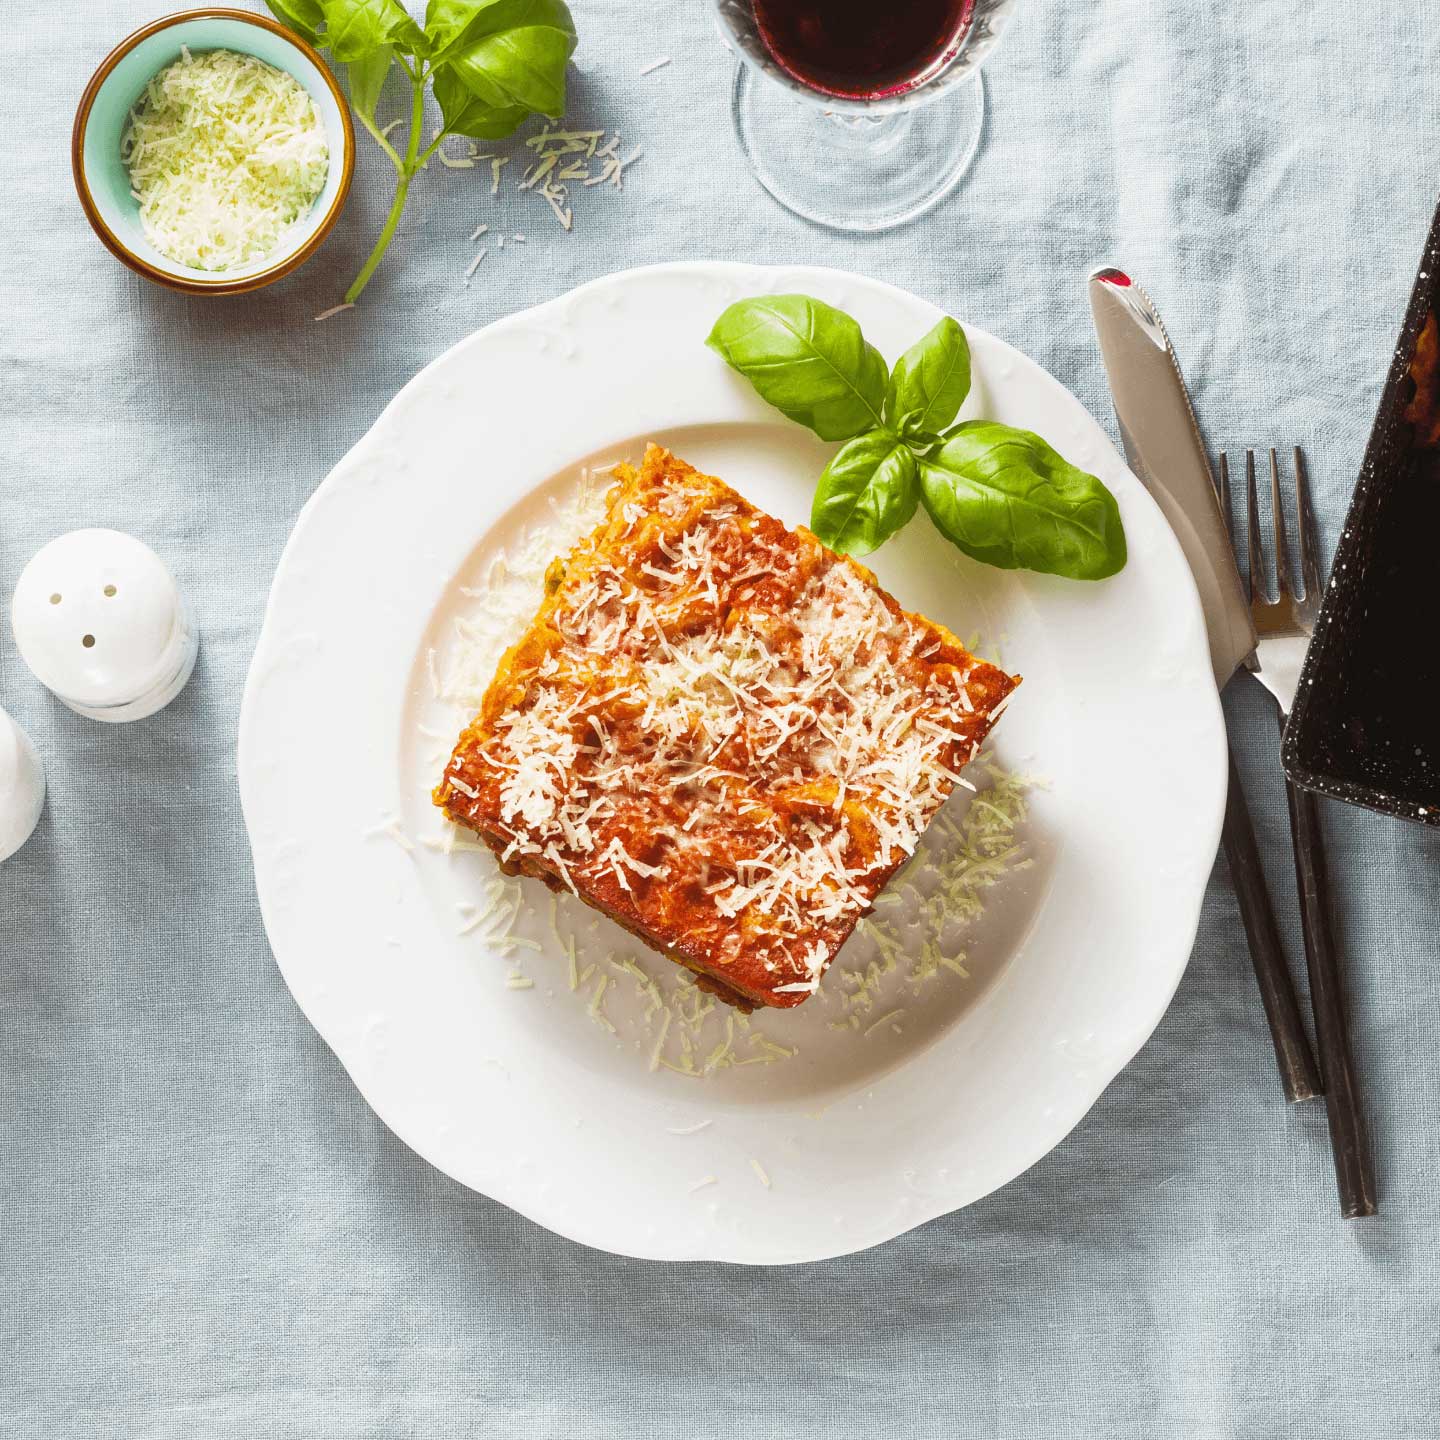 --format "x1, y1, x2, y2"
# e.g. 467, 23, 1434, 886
121, 48, 328, 272
362, 815, 415, 854
447, 454, 1012, 1000
419, 461, 1034, 1084
445, 124, 639, 239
